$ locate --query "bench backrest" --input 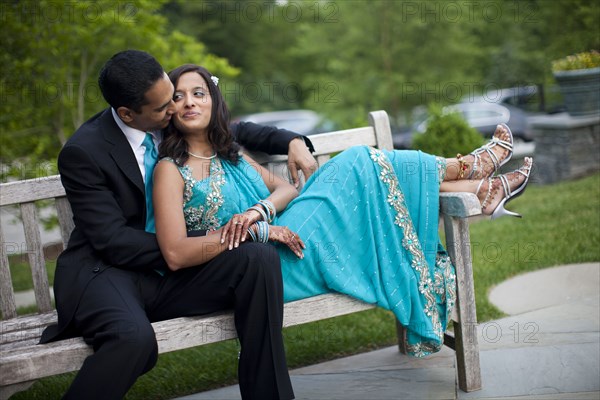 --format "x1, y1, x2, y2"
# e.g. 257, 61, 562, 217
0, 110, 394, 321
